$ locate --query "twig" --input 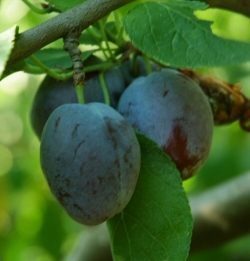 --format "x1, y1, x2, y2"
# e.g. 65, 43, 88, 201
6, 0, 135, 69
190, 171, 250, 252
